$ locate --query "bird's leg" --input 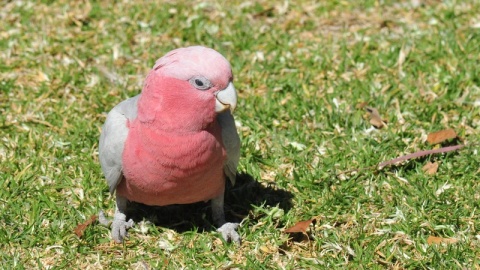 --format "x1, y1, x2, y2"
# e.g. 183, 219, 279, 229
211, 191, 241, 244
110, 194, 134, 243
